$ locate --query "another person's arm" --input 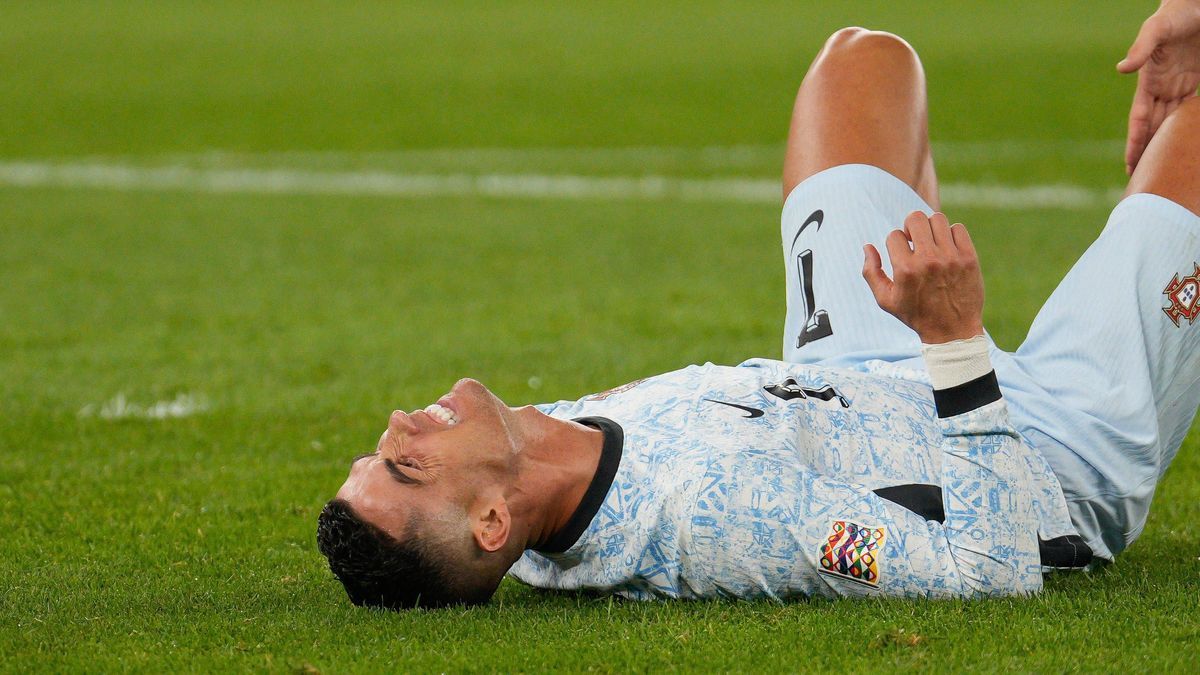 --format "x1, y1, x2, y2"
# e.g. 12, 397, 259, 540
1118, 0, 1200, 174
